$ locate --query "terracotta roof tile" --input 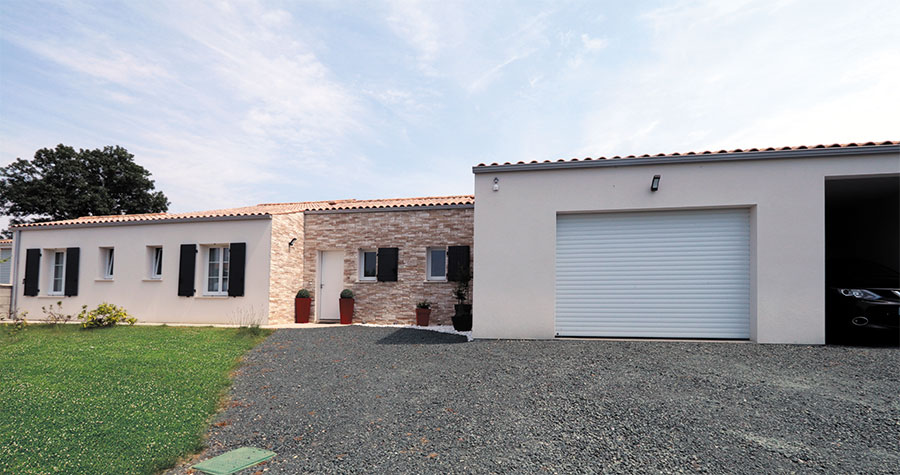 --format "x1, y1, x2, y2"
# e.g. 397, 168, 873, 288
12, 195, 475, 229
475, 140, 899, 168
0, 239, 11, 244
